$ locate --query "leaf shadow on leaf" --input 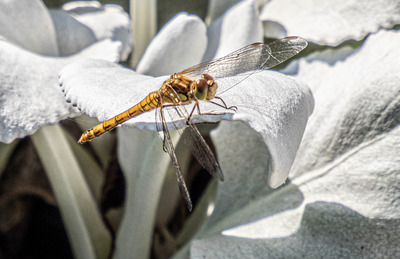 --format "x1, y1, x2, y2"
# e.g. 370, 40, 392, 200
50, 10, 97, 56
191, 201, 400, 258
195, 120, 306, 238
